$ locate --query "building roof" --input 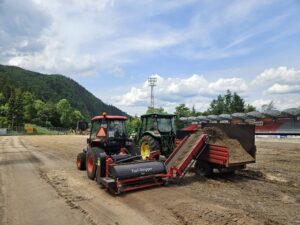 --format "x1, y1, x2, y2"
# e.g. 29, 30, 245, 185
232, 113, 246, 119
246, 111, 263, 118
207, 115, 220, 120
282, 108, 300, 116
91, 115, 127, 121
141, 113, 175, 118
219, 114, 232, 120
263, 110, 281, 117
197, 116, 208, 121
